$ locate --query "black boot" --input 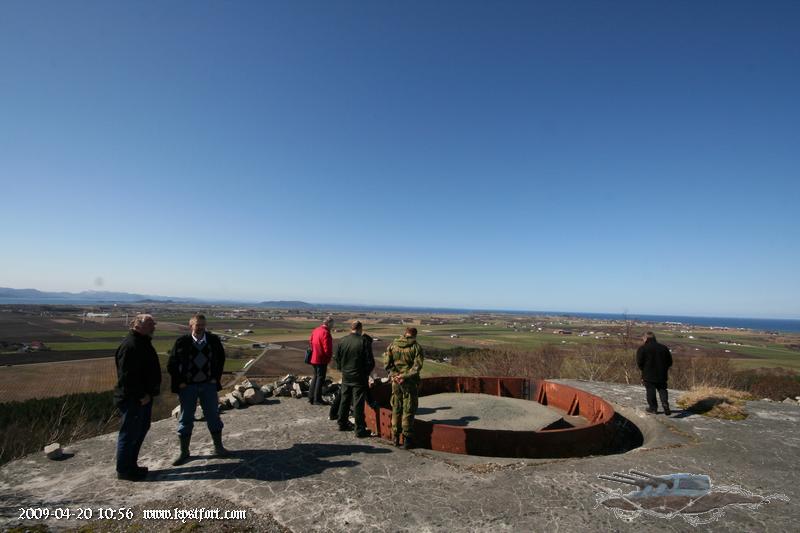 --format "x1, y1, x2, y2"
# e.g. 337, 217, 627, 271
172, 434, 191, 466
402, 435, 414, 450
211, 431, 230, 457
393, 433, 401, 447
